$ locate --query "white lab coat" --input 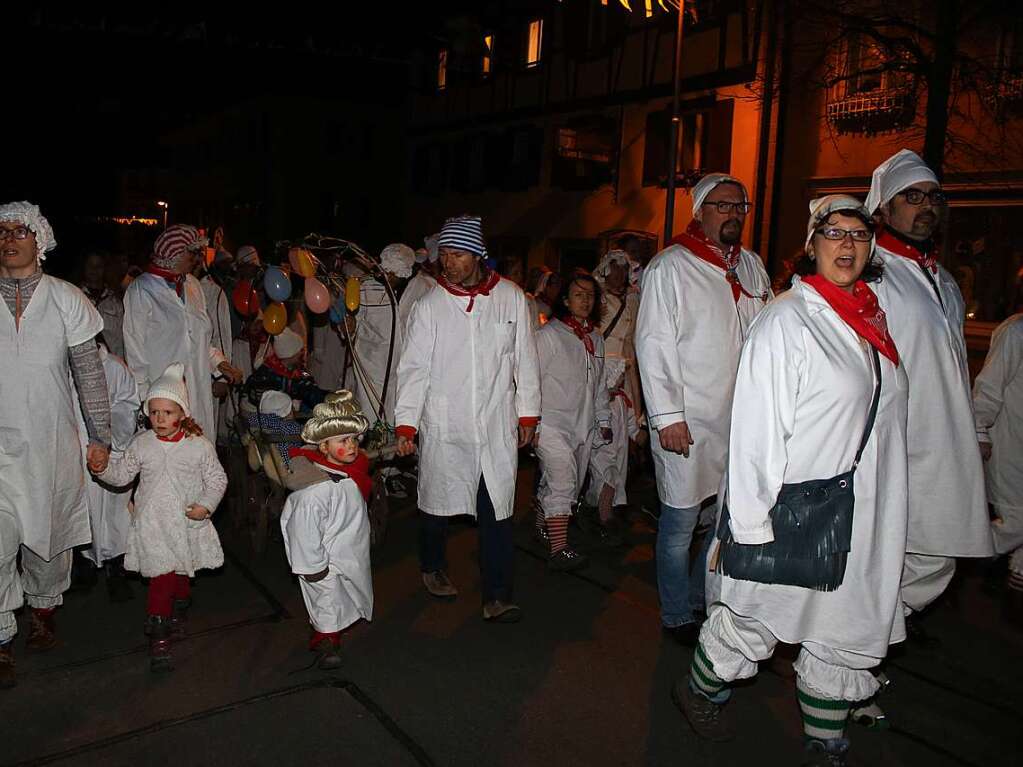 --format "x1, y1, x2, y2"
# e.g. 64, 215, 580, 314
0, 275, 102, 560
535, 319, 610, 517
201, 275, 234, 442
635, 243, 772, 509
585, 392, 642, 507
79, 348, 140, 565
396, 277, 541, 519
309, 321, 350, 392
872, 249, 993, 556
353, 278, 401, 425
398, 272, 437, 334
974, 314, 1023, 515
281, 469, 373, 633
123, 272, 227, 440
81, 286, 125, 359
98, 431, 227, 578
710, 278, 909, 658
